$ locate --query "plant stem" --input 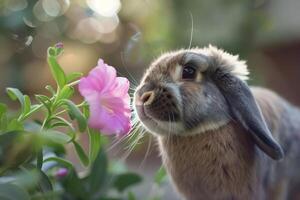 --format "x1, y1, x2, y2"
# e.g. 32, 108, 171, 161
19, 96, 56, 122
37, 117, 48, 169
40, 118, 48, 131
37, 151, 43, 169
67, 80, 80, 87
19, 104, 43, 122
54, 101, 87, 116
18, 81, 81, 122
